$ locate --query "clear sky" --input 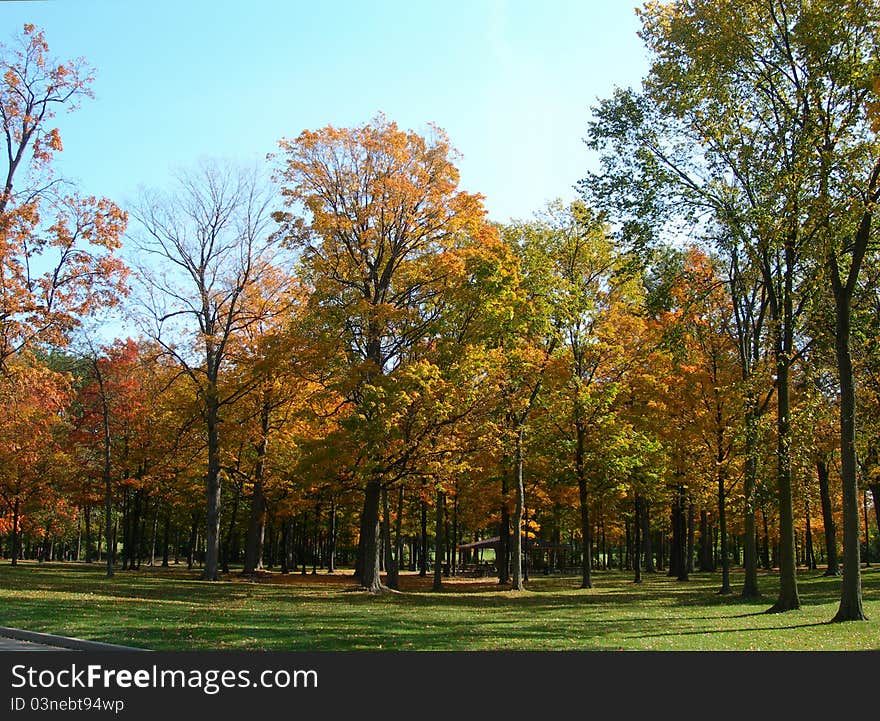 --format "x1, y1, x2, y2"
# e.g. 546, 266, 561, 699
2, 0, 650, 225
